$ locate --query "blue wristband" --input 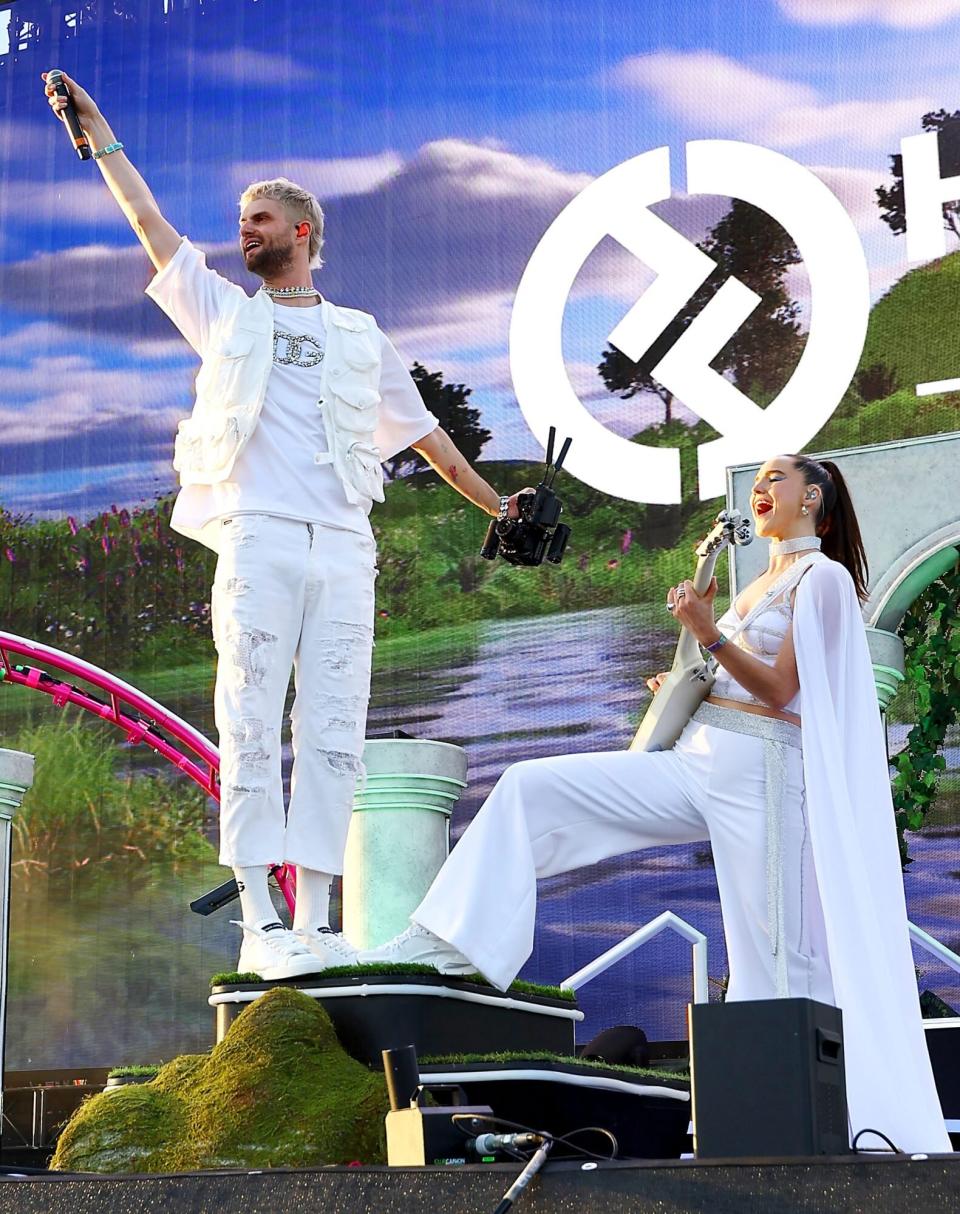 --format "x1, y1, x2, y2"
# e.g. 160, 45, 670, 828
93, 141, 124, 160
705, 633, 727, 654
